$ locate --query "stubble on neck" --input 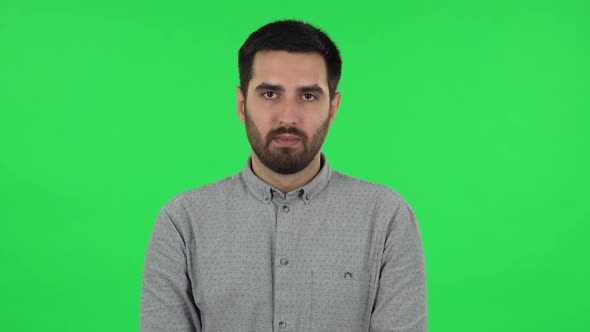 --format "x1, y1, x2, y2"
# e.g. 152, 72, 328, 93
250, 151, 322, 194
